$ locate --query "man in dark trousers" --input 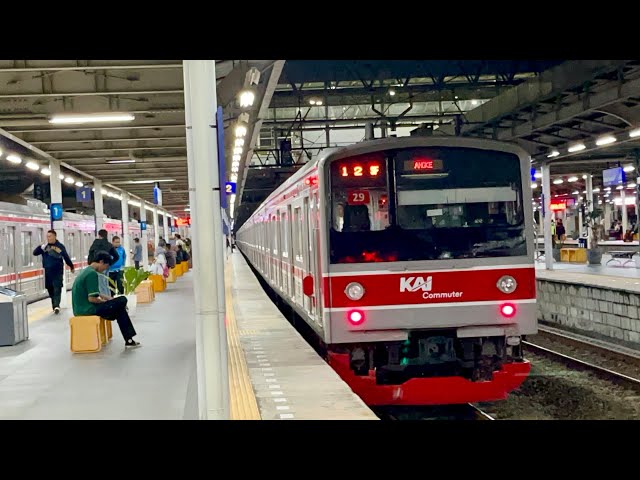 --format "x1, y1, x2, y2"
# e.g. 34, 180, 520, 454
88, 229, 120, 295
72, 250, 140, 348
33, 229, 75, 314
